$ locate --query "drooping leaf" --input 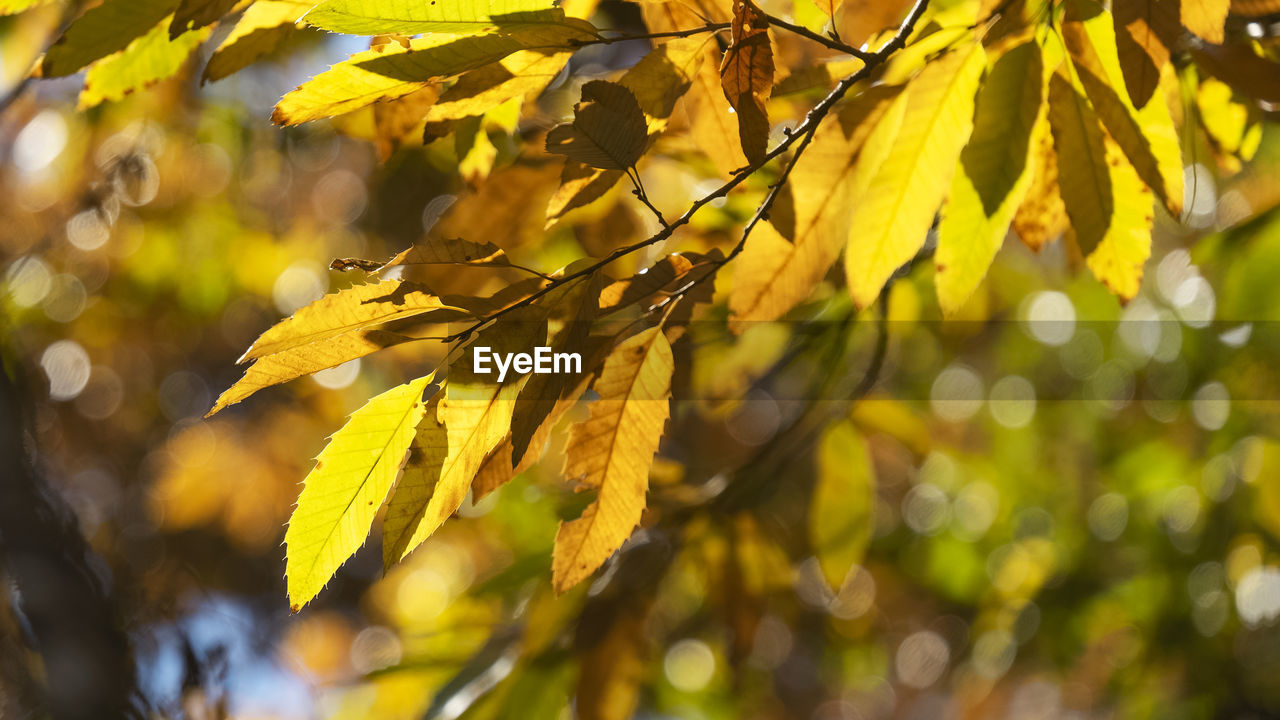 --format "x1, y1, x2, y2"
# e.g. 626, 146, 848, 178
1063, 0, 1183, 217
935, 40, 1044, 315
1181, 0, 1229, 43
553, 327, 673, 593
731, 84, 903, 330
381, 308, 546, 565
1011, 107, 1068, 251
303, 0, 563, 35
599, 254, 695, 315
425, 49, 573, 123
719, 0, 774, 165
272, 20, 595, 125
238, 280, 465, 362
208, 329, 417, 416
203, 0, 306, 83
382, 237, 512, 270
844, 42, 986, 309
687, 41, 750, 177
170, 0, 237, 38
78, 18, 210, 109
1083, 132, 1154, 300
42, 0, 180, 77
833, 0, 914, 48
284, 375, 433, 611
1191, 43, 1280, 104
576, 597, 653, 720
1197, 77, 1259, 155
545, 161, 627, 226
811, 420, 875, 592
1112, 0, 1178, 108
545, 80, 649, 170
